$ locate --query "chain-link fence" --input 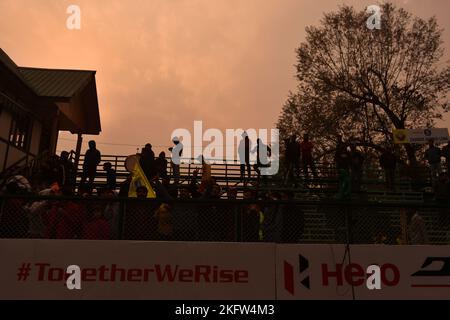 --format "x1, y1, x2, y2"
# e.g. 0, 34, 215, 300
0, 195, 449, 245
